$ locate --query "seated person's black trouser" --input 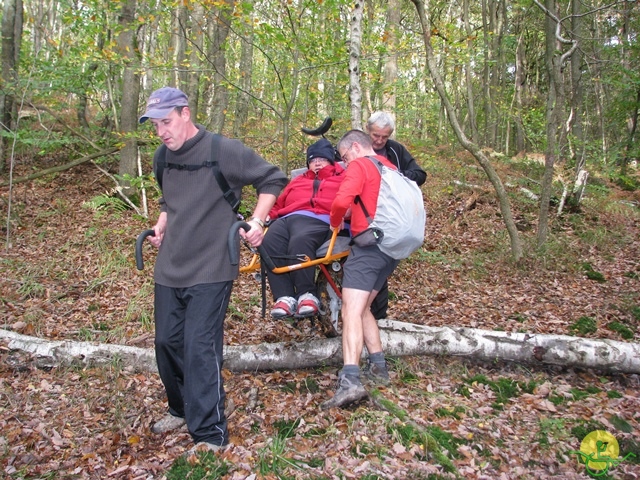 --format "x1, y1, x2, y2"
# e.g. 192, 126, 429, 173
261, 215, 333, 301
